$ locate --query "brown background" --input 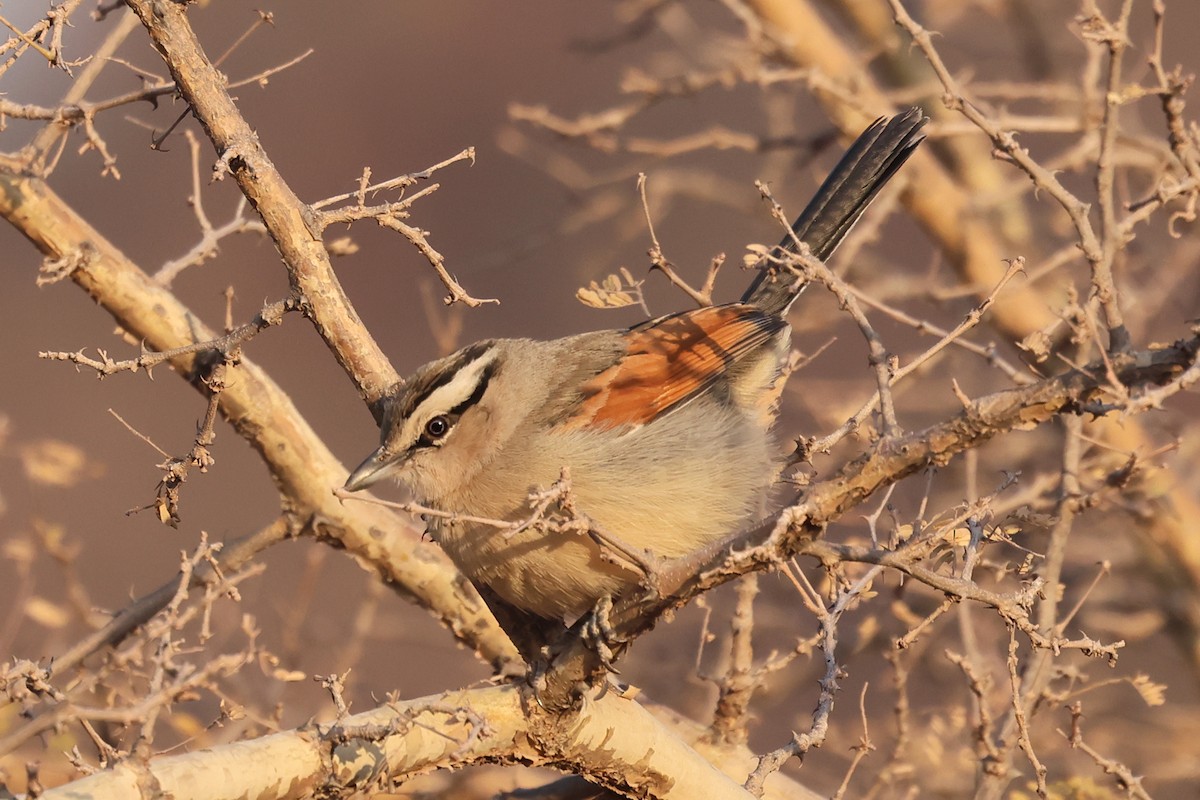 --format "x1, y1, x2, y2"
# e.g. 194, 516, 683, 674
2, 1, 1199, 796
